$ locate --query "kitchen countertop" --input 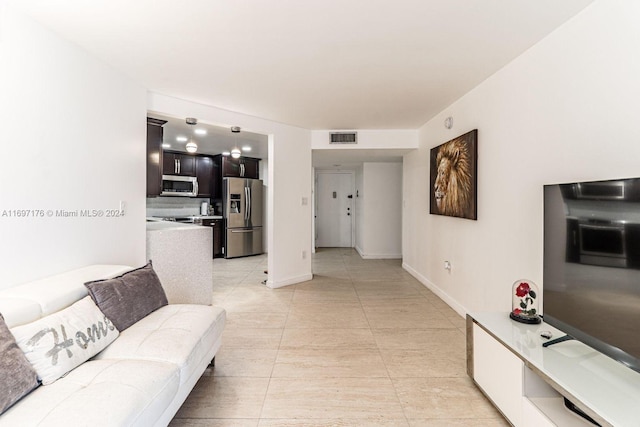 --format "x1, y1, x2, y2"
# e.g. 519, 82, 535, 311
146, 215, 223, 221
146, 221, 203, 231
